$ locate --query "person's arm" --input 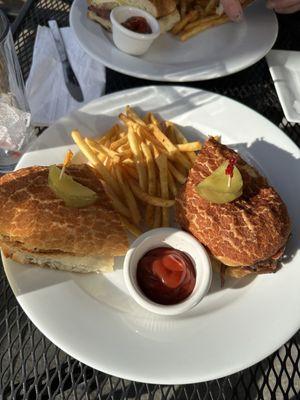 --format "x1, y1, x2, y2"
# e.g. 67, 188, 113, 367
267, 0, 300, 13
